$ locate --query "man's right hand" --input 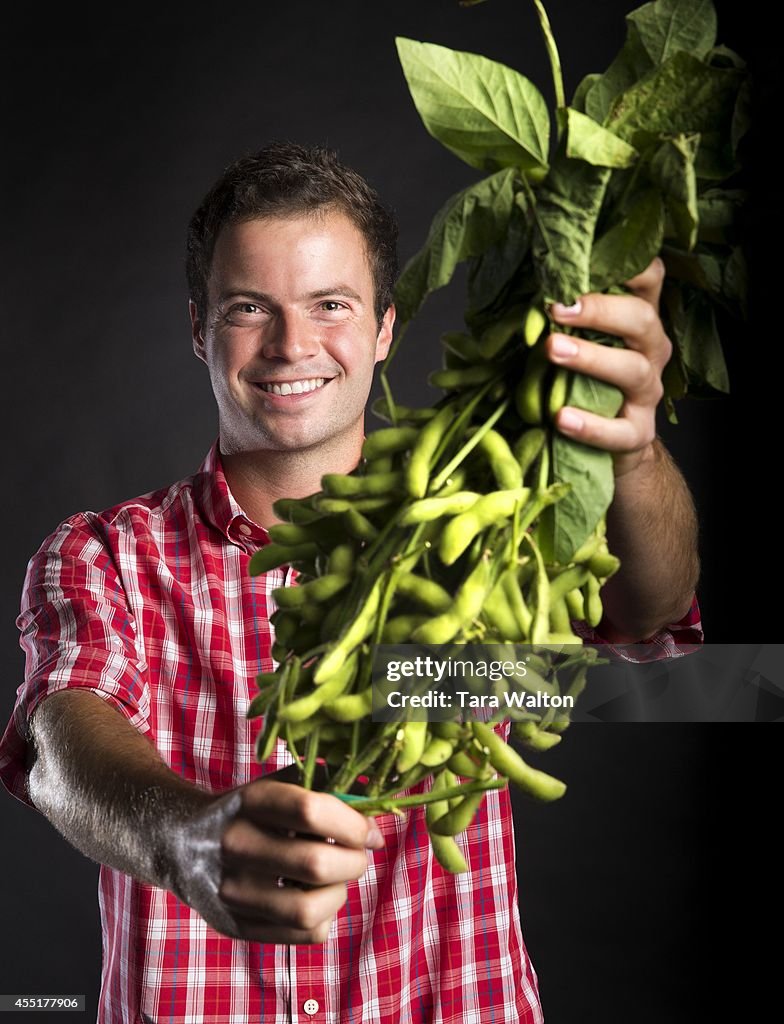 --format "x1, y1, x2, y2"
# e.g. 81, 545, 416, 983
167, 779, 385, 944
28, 690, 383, 945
